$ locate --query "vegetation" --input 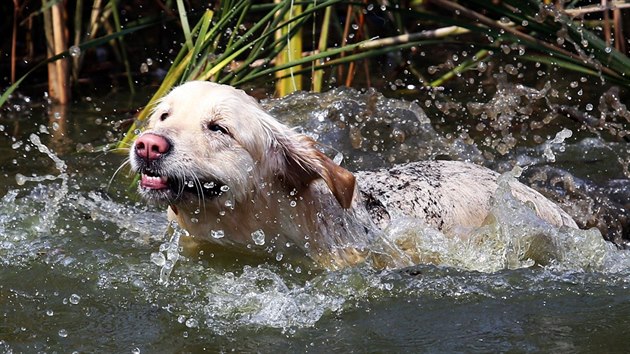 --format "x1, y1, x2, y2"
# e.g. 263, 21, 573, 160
3, 1, 630, 126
